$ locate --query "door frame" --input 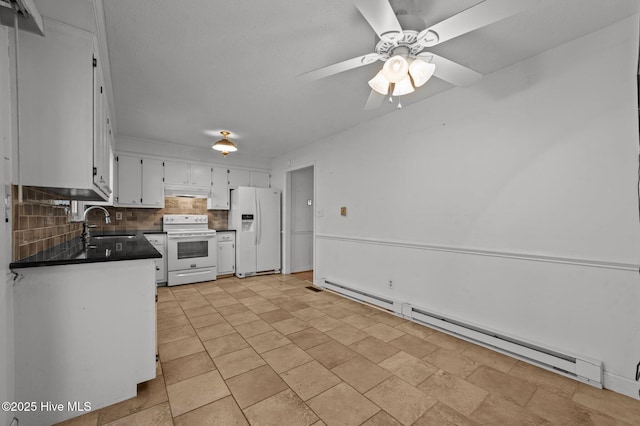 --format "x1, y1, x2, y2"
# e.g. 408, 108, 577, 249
283, 163, 315, 280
